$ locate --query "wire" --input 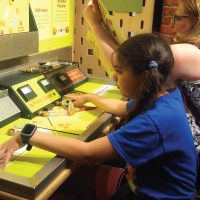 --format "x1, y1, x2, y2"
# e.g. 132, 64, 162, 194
55, 82, 68, 94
